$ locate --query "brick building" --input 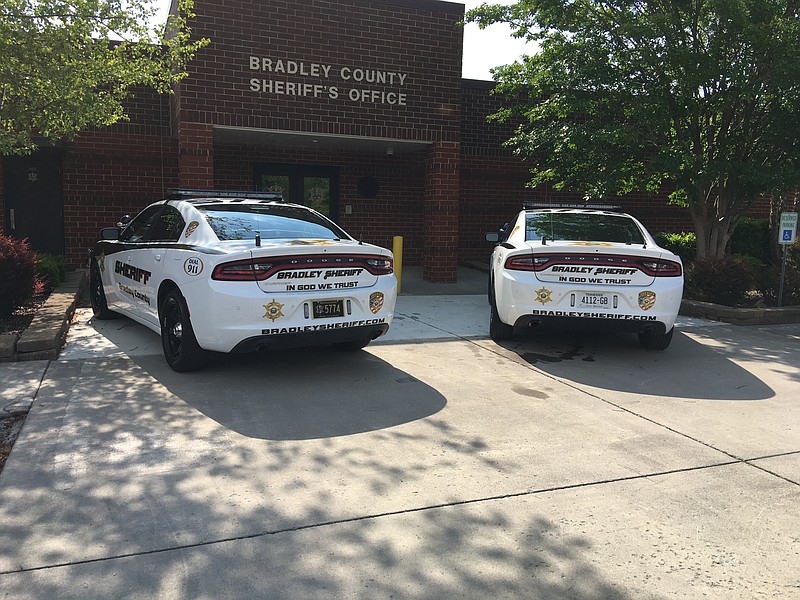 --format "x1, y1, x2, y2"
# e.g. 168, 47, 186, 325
1, 0, 704, 280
